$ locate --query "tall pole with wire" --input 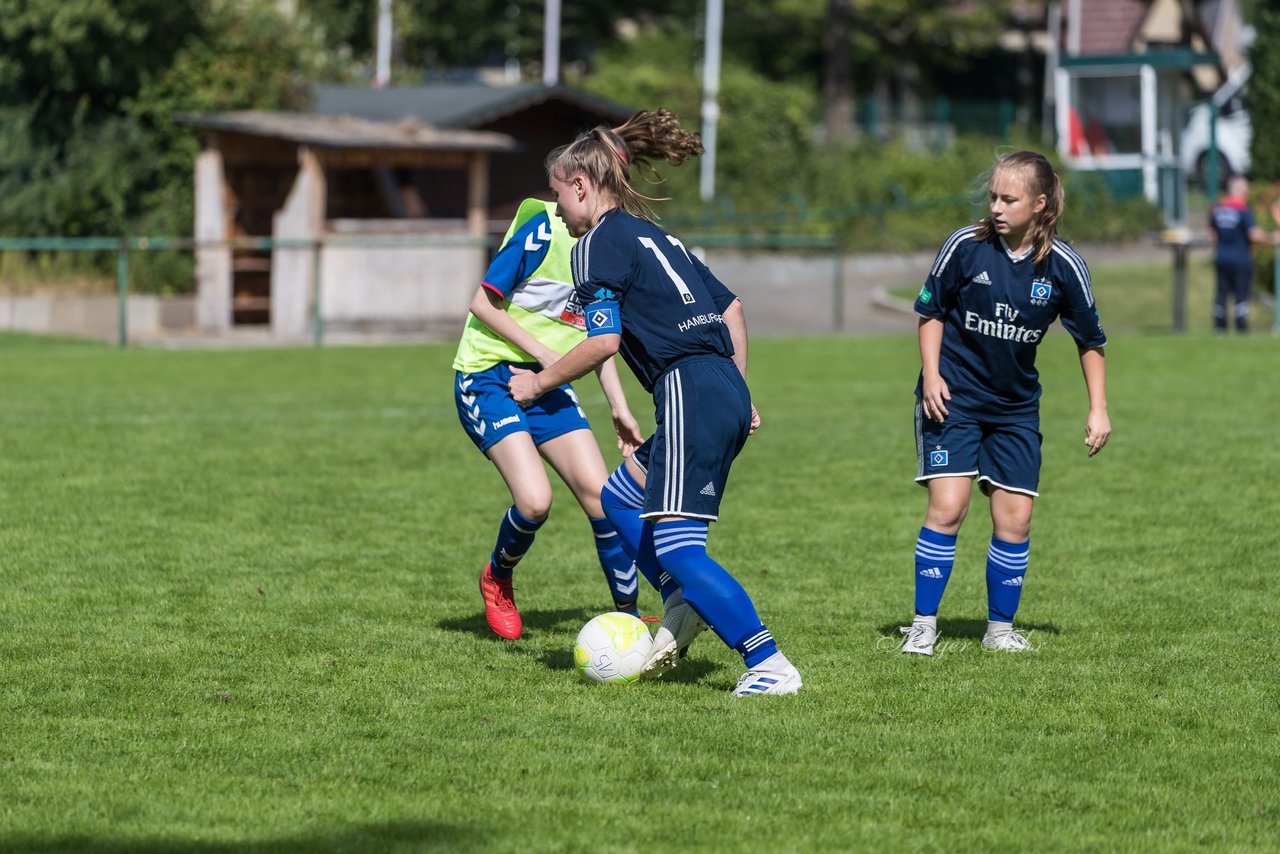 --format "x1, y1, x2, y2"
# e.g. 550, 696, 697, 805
543, 0, 561, 86
375, 0, 392, 87
700, 0, 723, 203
